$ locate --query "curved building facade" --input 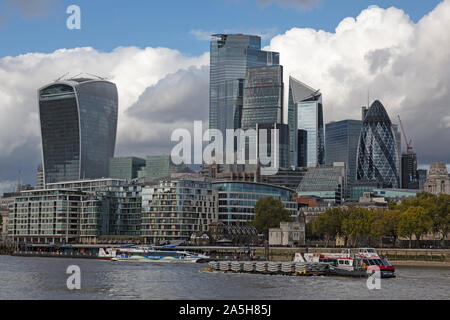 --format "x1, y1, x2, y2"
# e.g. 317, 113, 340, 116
212, 181, 297, 225
39, 78, 118, 185
356, 100, 399, 188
